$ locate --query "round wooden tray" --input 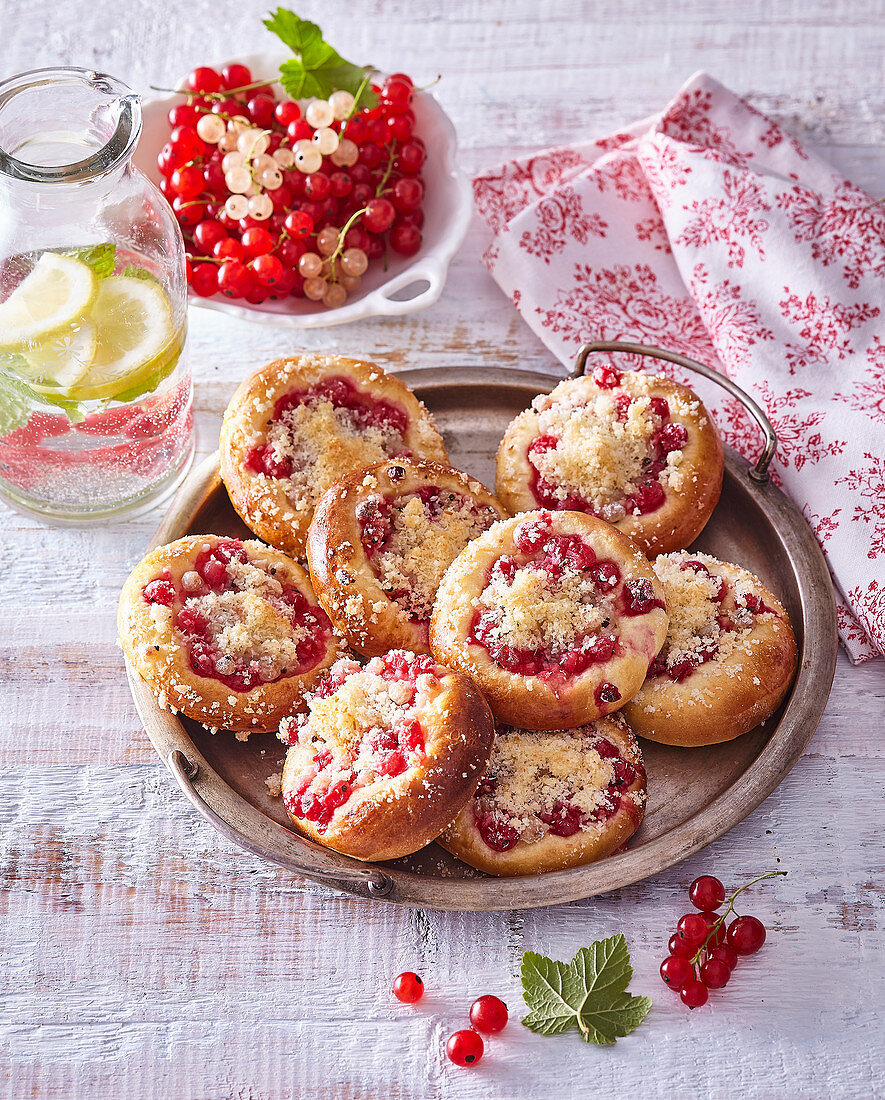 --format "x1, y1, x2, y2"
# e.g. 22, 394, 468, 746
126, 356, 837, 910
